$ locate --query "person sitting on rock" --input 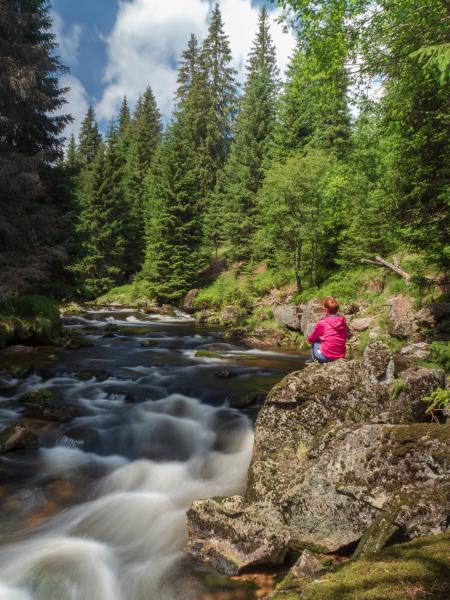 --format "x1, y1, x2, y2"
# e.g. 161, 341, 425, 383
307, 297, 347, 364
